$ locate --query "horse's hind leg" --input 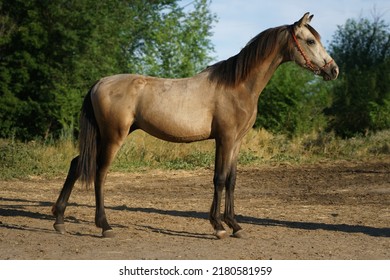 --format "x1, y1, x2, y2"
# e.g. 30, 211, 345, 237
52, 156, 80, 234
94, 136, 126, 238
